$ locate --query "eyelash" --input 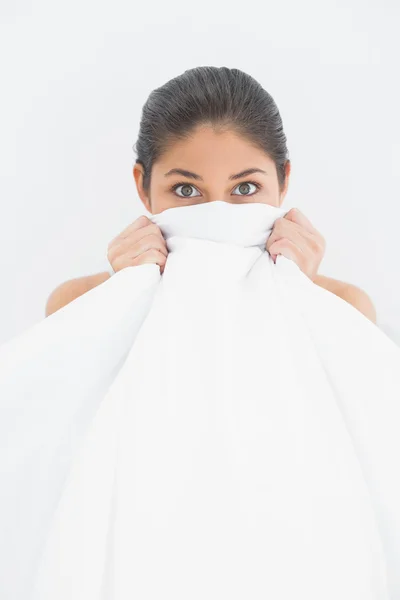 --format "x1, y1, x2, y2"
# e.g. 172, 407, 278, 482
169, 180, 262, 197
